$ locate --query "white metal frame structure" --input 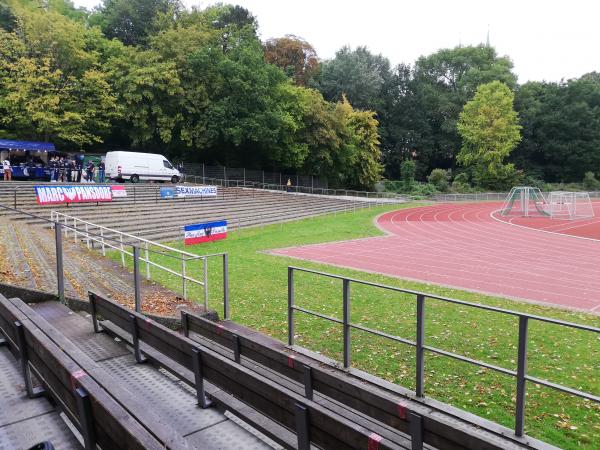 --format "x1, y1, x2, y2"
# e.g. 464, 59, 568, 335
547, 191, 595, 220
500, 186, 549, 217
